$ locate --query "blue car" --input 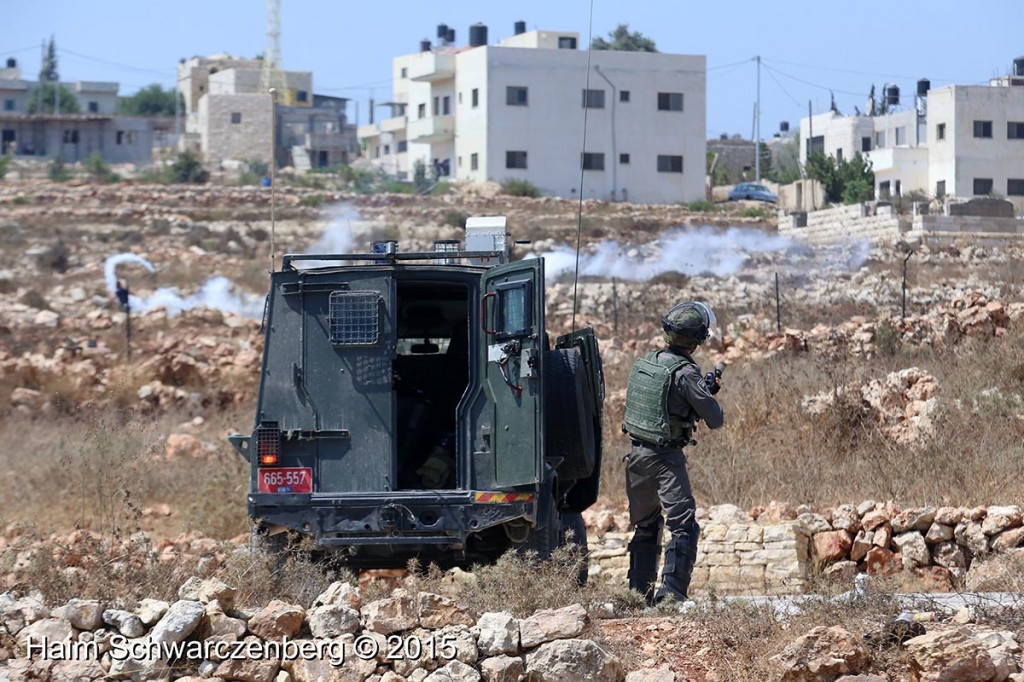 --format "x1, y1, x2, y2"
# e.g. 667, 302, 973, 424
728, 183, 778, 203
